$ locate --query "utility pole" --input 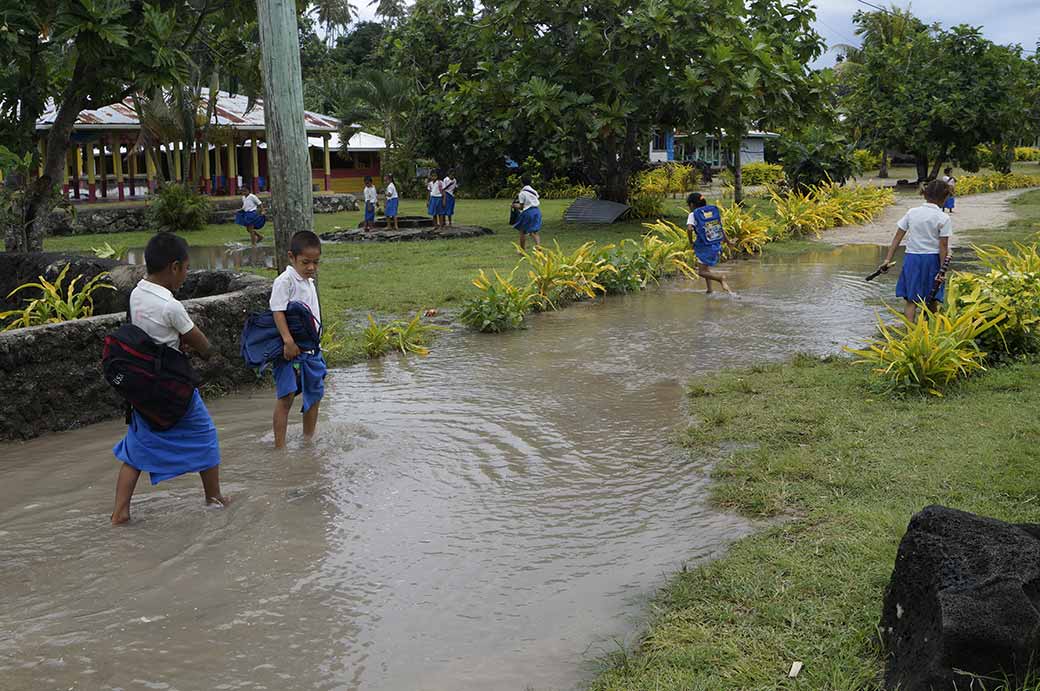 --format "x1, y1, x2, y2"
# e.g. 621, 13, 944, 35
256, 0, 314, 271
